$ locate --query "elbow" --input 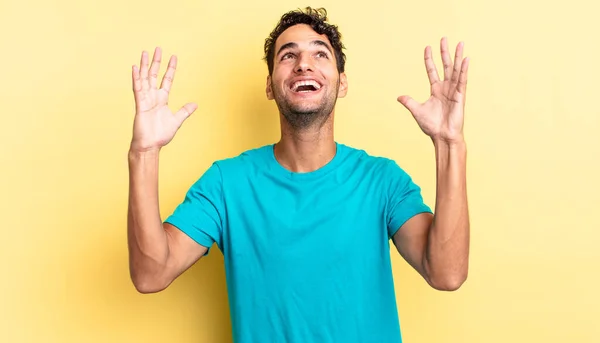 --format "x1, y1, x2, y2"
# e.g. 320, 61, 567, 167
428, 272, 468, 292
133, 281, 167, 294
130, 271, 169, 294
